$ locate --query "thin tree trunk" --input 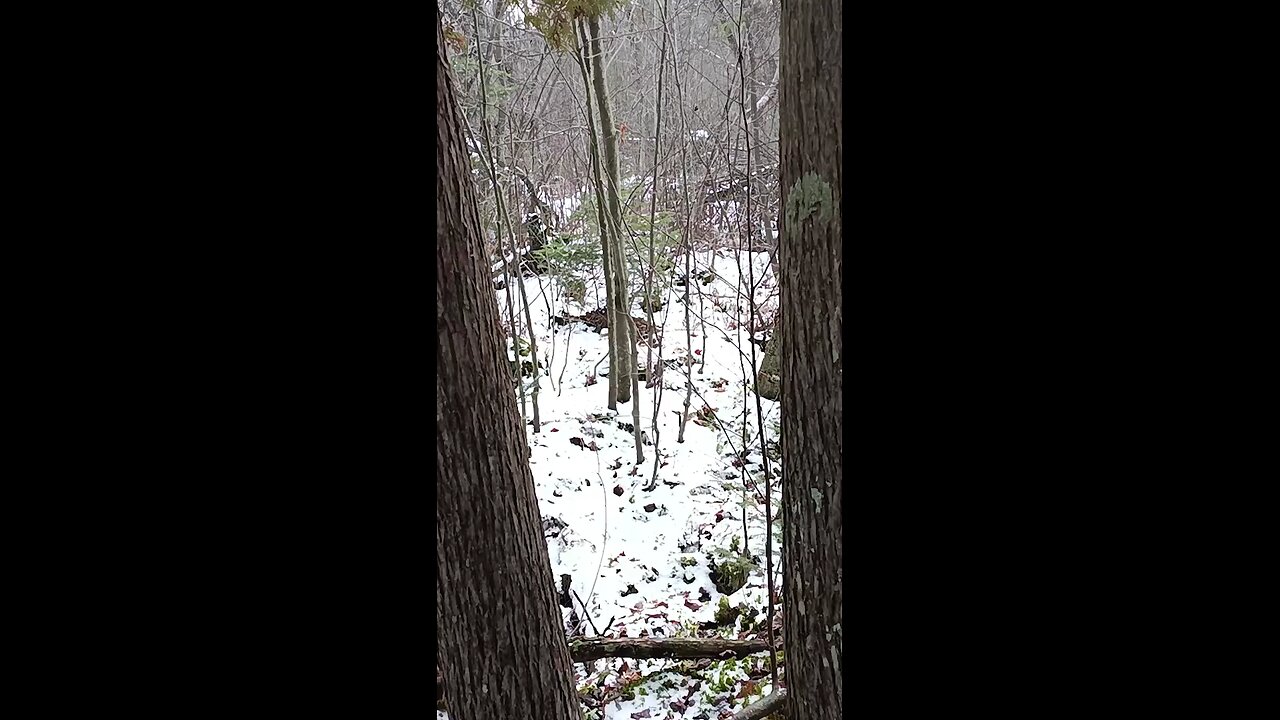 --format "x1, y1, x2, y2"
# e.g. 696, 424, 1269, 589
586, 13, 634, 405
435, 12, 579, 720
475, 5, 541, 431
631, 316, 643, 464
667, 9, 696, 444
643, 0, 671, 477
575, 21, 623, 409
779, 0, 843, 716
735, 0, 779, 689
